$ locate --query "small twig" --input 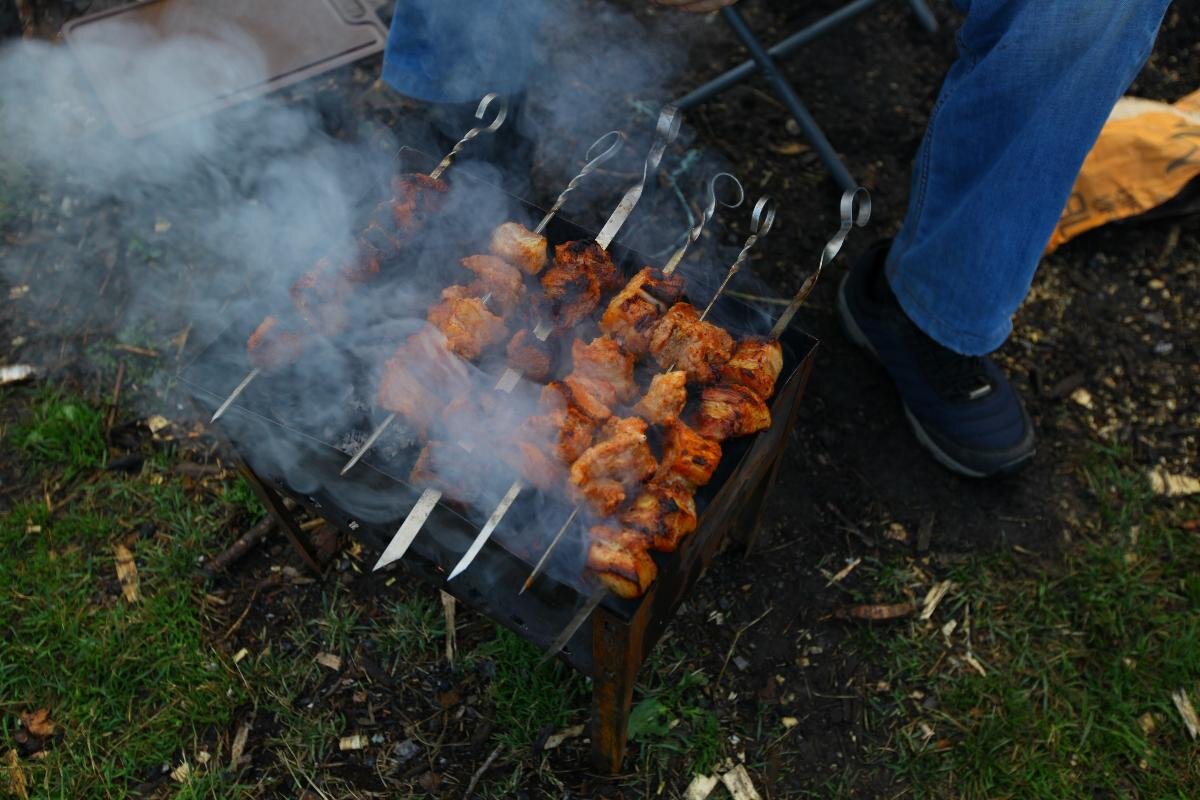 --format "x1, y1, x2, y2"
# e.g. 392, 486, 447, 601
105, 361, 126, 436
715, 605, 774, 691
461, 744, 504, 799
206, 516, 276, 574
